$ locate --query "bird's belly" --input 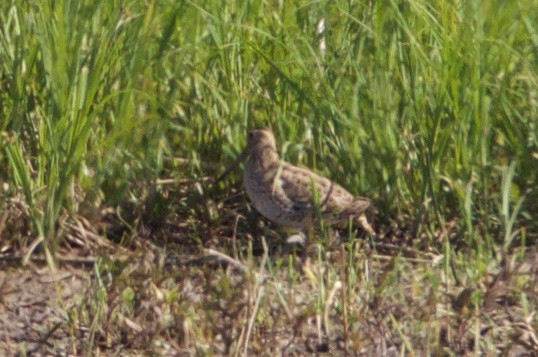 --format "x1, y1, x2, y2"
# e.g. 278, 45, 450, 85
244, 178, 307, 228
